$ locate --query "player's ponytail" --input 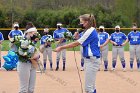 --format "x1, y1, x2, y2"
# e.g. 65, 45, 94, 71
79, 14, 96, 28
